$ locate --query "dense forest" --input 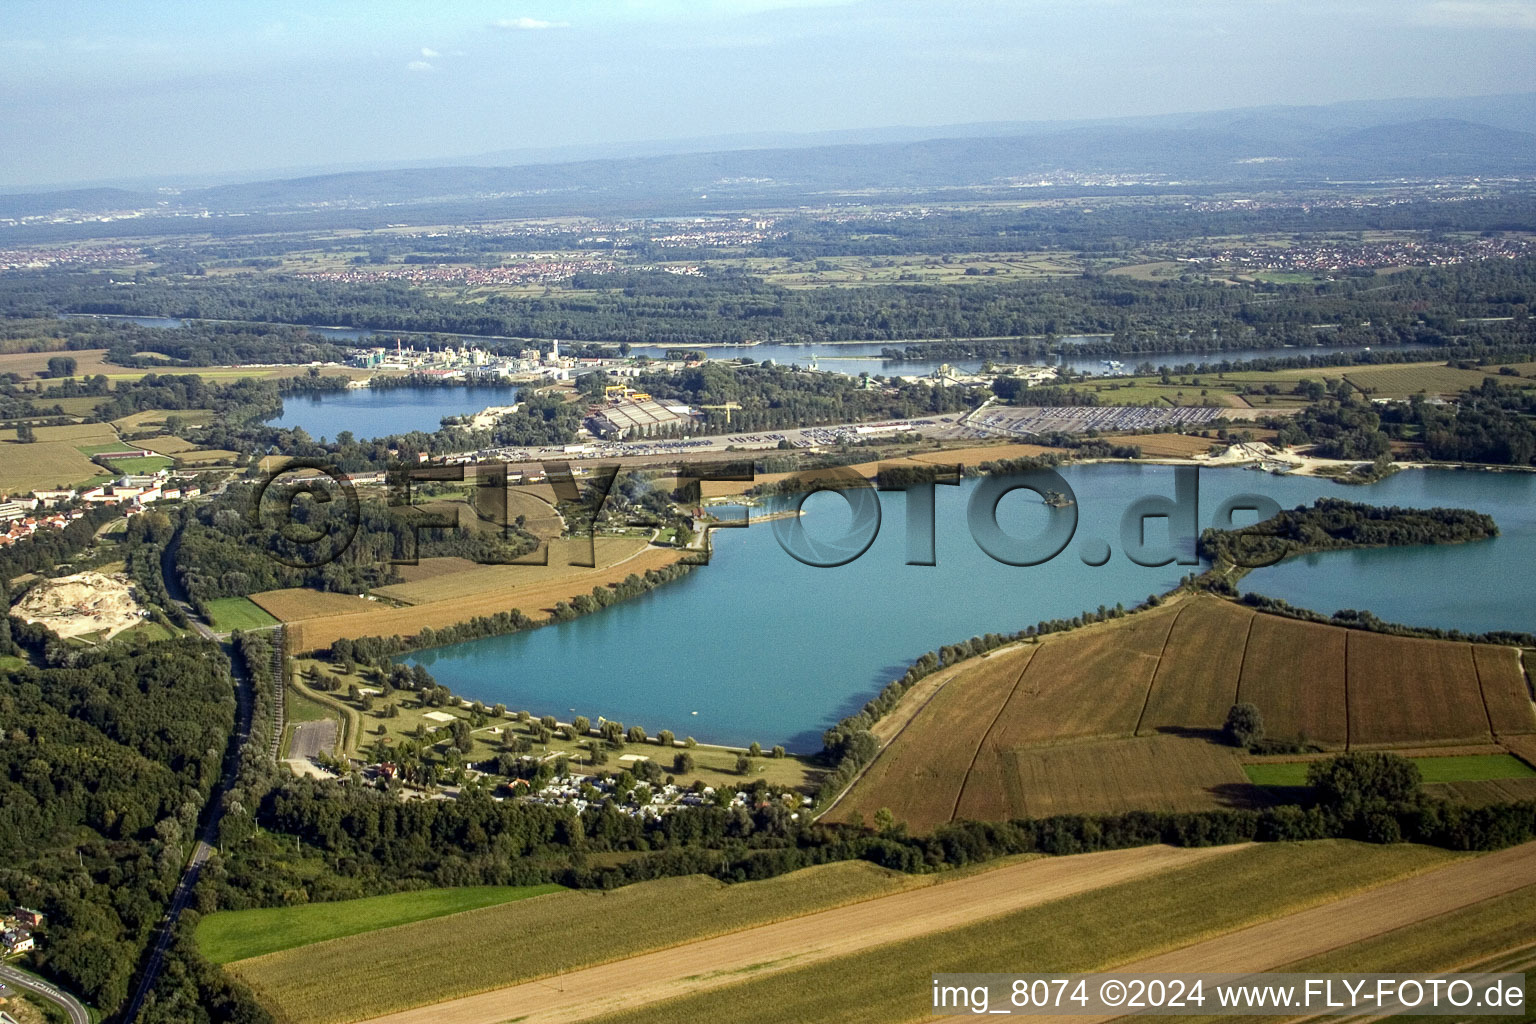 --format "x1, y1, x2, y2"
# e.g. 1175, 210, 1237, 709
1, 236, 1532, 352
0, 640, 234, 1016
